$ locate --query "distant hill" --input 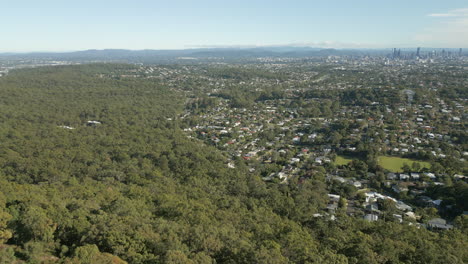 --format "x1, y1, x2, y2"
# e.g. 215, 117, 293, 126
1, 47, 465, 63
0, 47, 388, 63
